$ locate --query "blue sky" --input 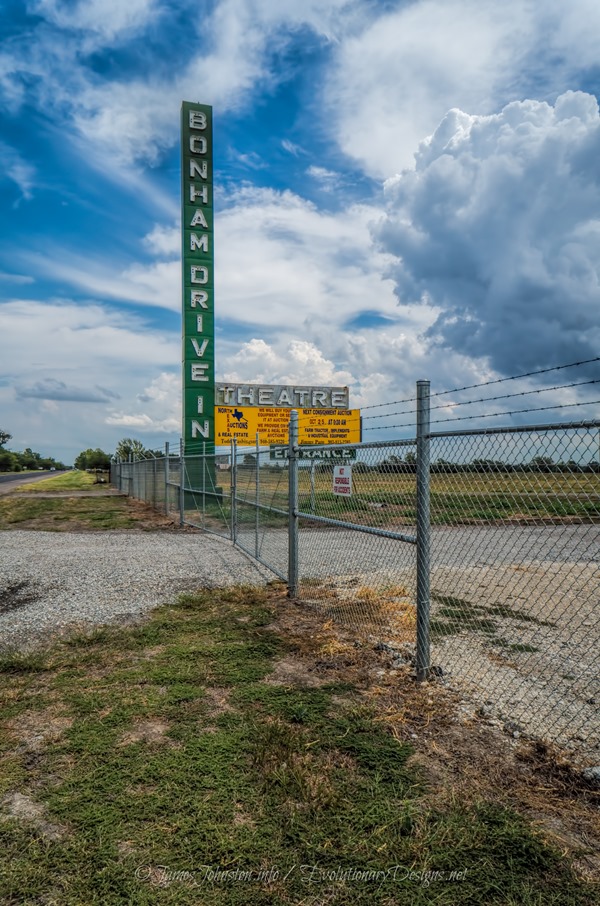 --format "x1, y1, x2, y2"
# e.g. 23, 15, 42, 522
1, 0, 599, 463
